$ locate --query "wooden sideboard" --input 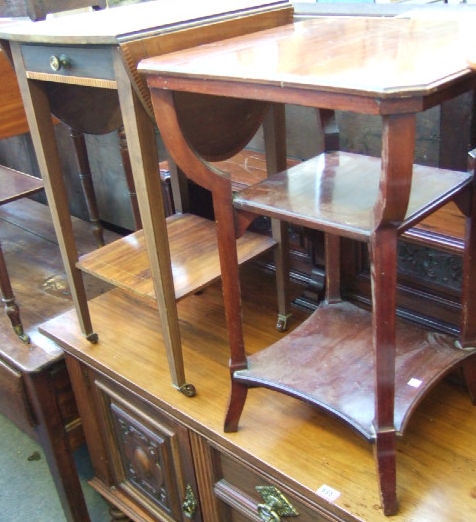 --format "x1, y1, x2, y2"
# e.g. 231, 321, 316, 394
39, 266, 476, 522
